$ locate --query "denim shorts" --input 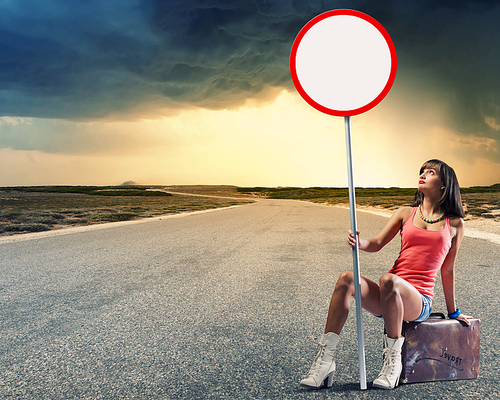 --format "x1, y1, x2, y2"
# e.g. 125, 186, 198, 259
375, 293, 432, 322
412, 294, 432, 322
